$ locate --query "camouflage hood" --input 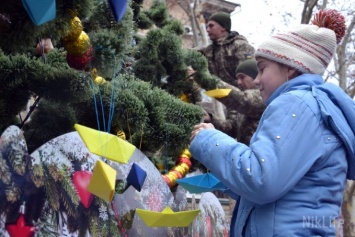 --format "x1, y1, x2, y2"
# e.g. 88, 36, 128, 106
213, 31, 249, 46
